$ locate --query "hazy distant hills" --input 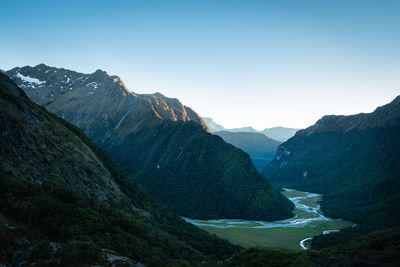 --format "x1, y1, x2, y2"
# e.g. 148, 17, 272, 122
227, 126, 258, 133
202, 117, 298, 169
214, 131, 281, 170
0, 72, 240, 265
202, 117, 299, 142
7, 64, 294, 221
260, 127, 299, 142
263, 96, 400, 225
